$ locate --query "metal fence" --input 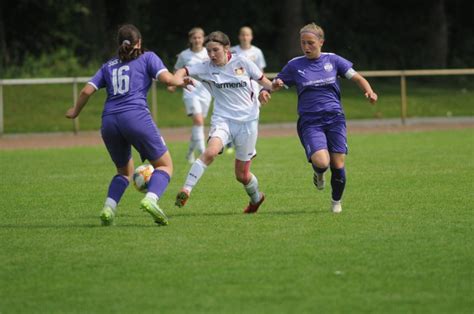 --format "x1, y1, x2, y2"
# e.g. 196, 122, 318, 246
1, 68, 473, 135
